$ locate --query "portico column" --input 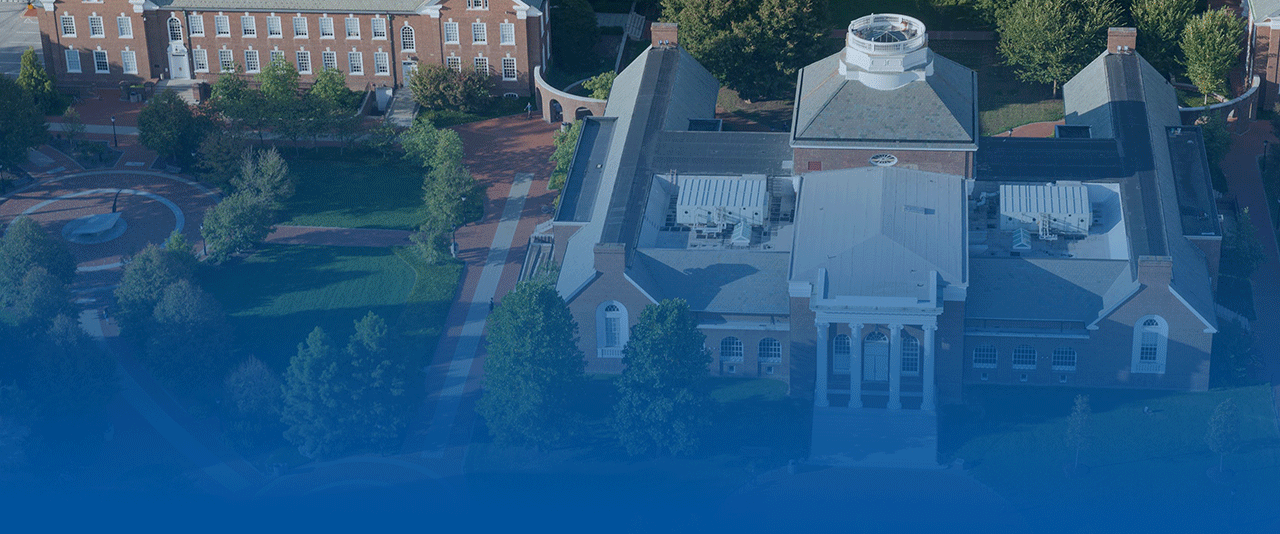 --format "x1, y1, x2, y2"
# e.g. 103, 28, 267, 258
922, 325, 937, 411
849, 323, 864, 408
888, 323, 903, 410
815, 321, 830, 408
